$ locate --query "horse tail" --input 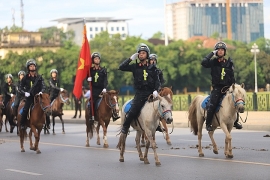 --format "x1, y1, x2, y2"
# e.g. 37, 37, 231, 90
88, 120, 95, 139
116, 133, 127, 150
188, 96, 199, 135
